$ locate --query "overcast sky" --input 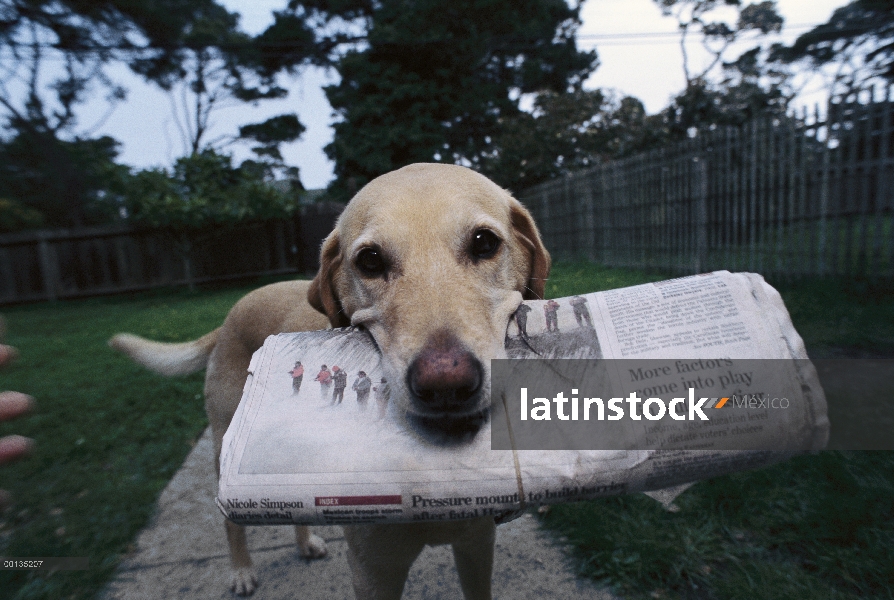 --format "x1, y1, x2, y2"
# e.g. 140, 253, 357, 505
75, 0, 848, 190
